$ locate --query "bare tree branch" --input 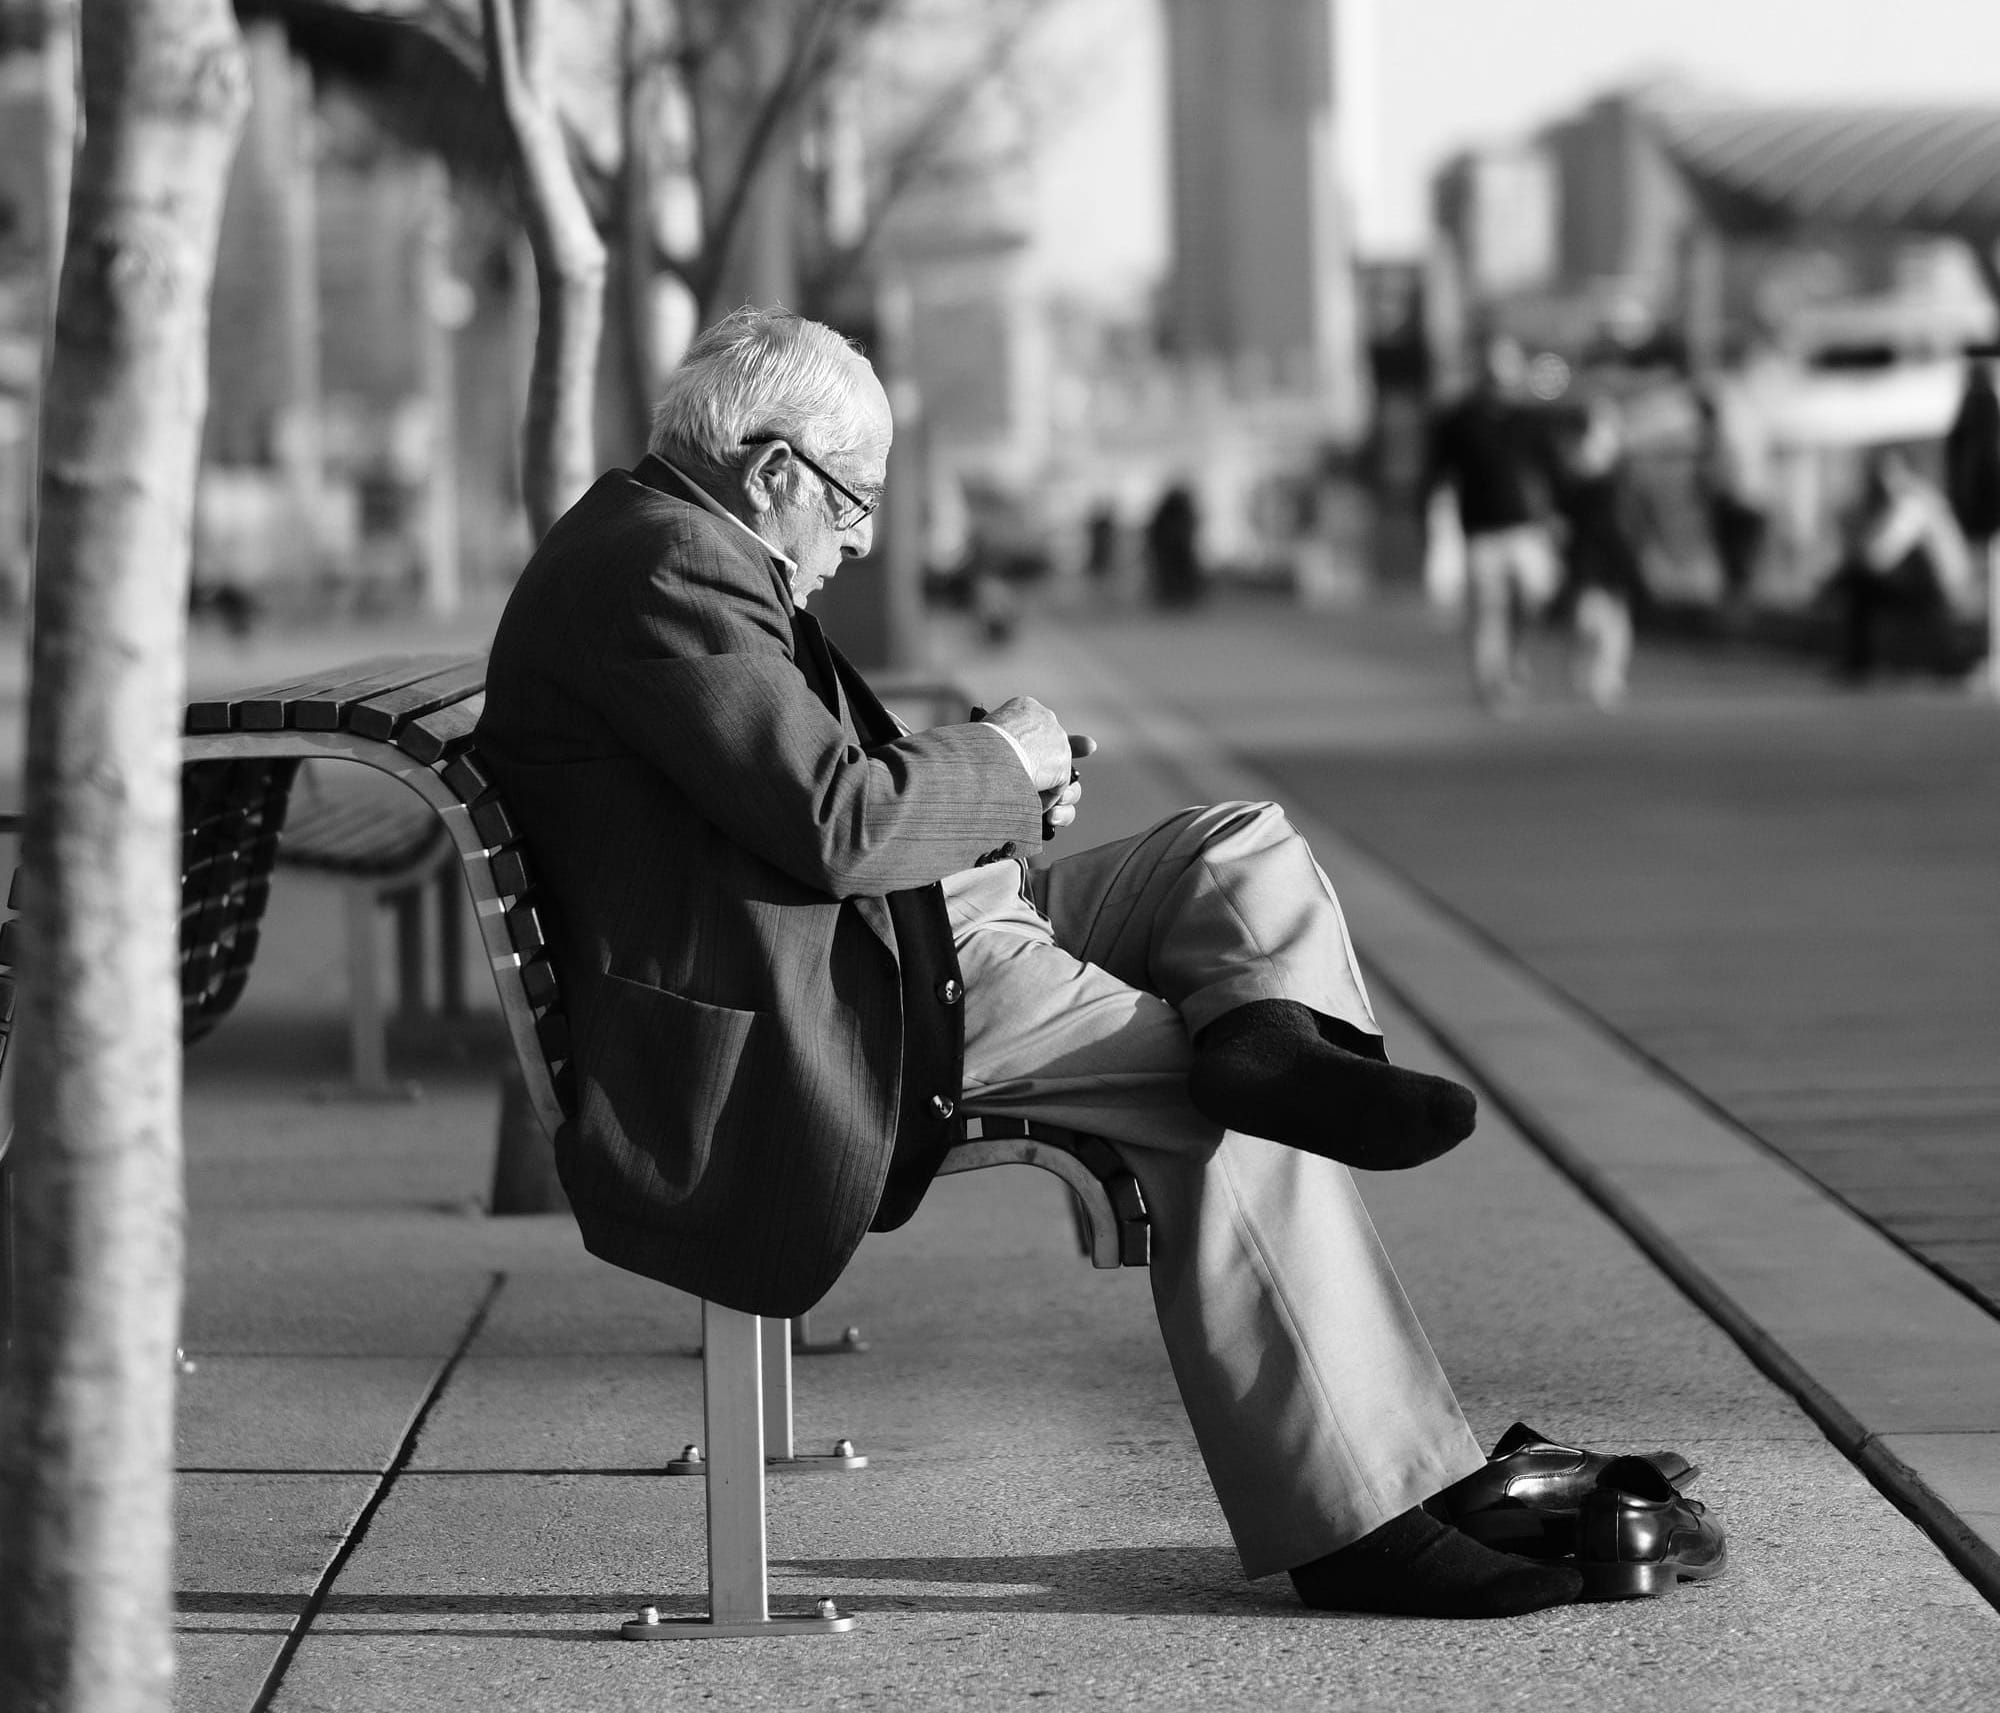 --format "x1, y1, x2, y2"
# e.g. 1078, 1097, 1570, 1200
693, 0, 887, 309
806, 0, 1056, 304
480, 0, 607, 534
